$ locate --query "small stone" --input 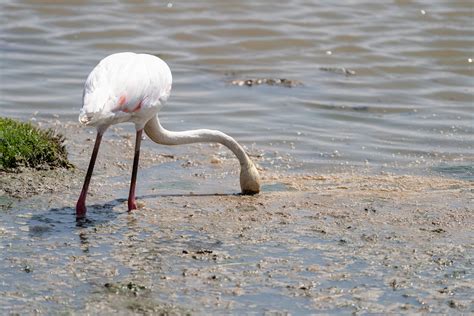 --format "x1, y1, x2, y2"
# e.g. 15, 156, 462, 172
210, 156, 222, 164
